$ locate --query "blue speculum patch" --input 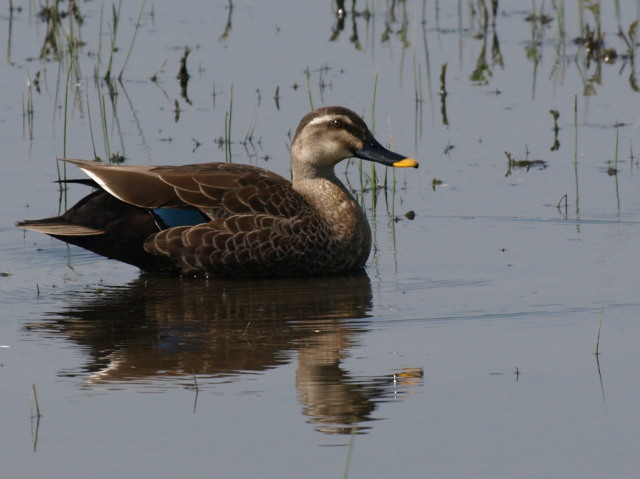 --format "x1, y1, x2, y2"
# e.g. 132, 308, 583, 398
152, 208, 209, 228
